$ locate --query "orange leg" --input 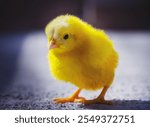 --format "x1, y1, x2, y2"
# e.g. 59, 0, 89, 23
53, 88, 85, 103
75, 86, 112, 105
